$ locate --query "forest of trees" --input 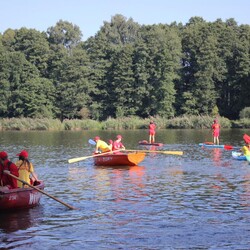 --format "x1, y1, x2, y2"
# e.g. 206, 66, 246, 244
0, 15, 249, 121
